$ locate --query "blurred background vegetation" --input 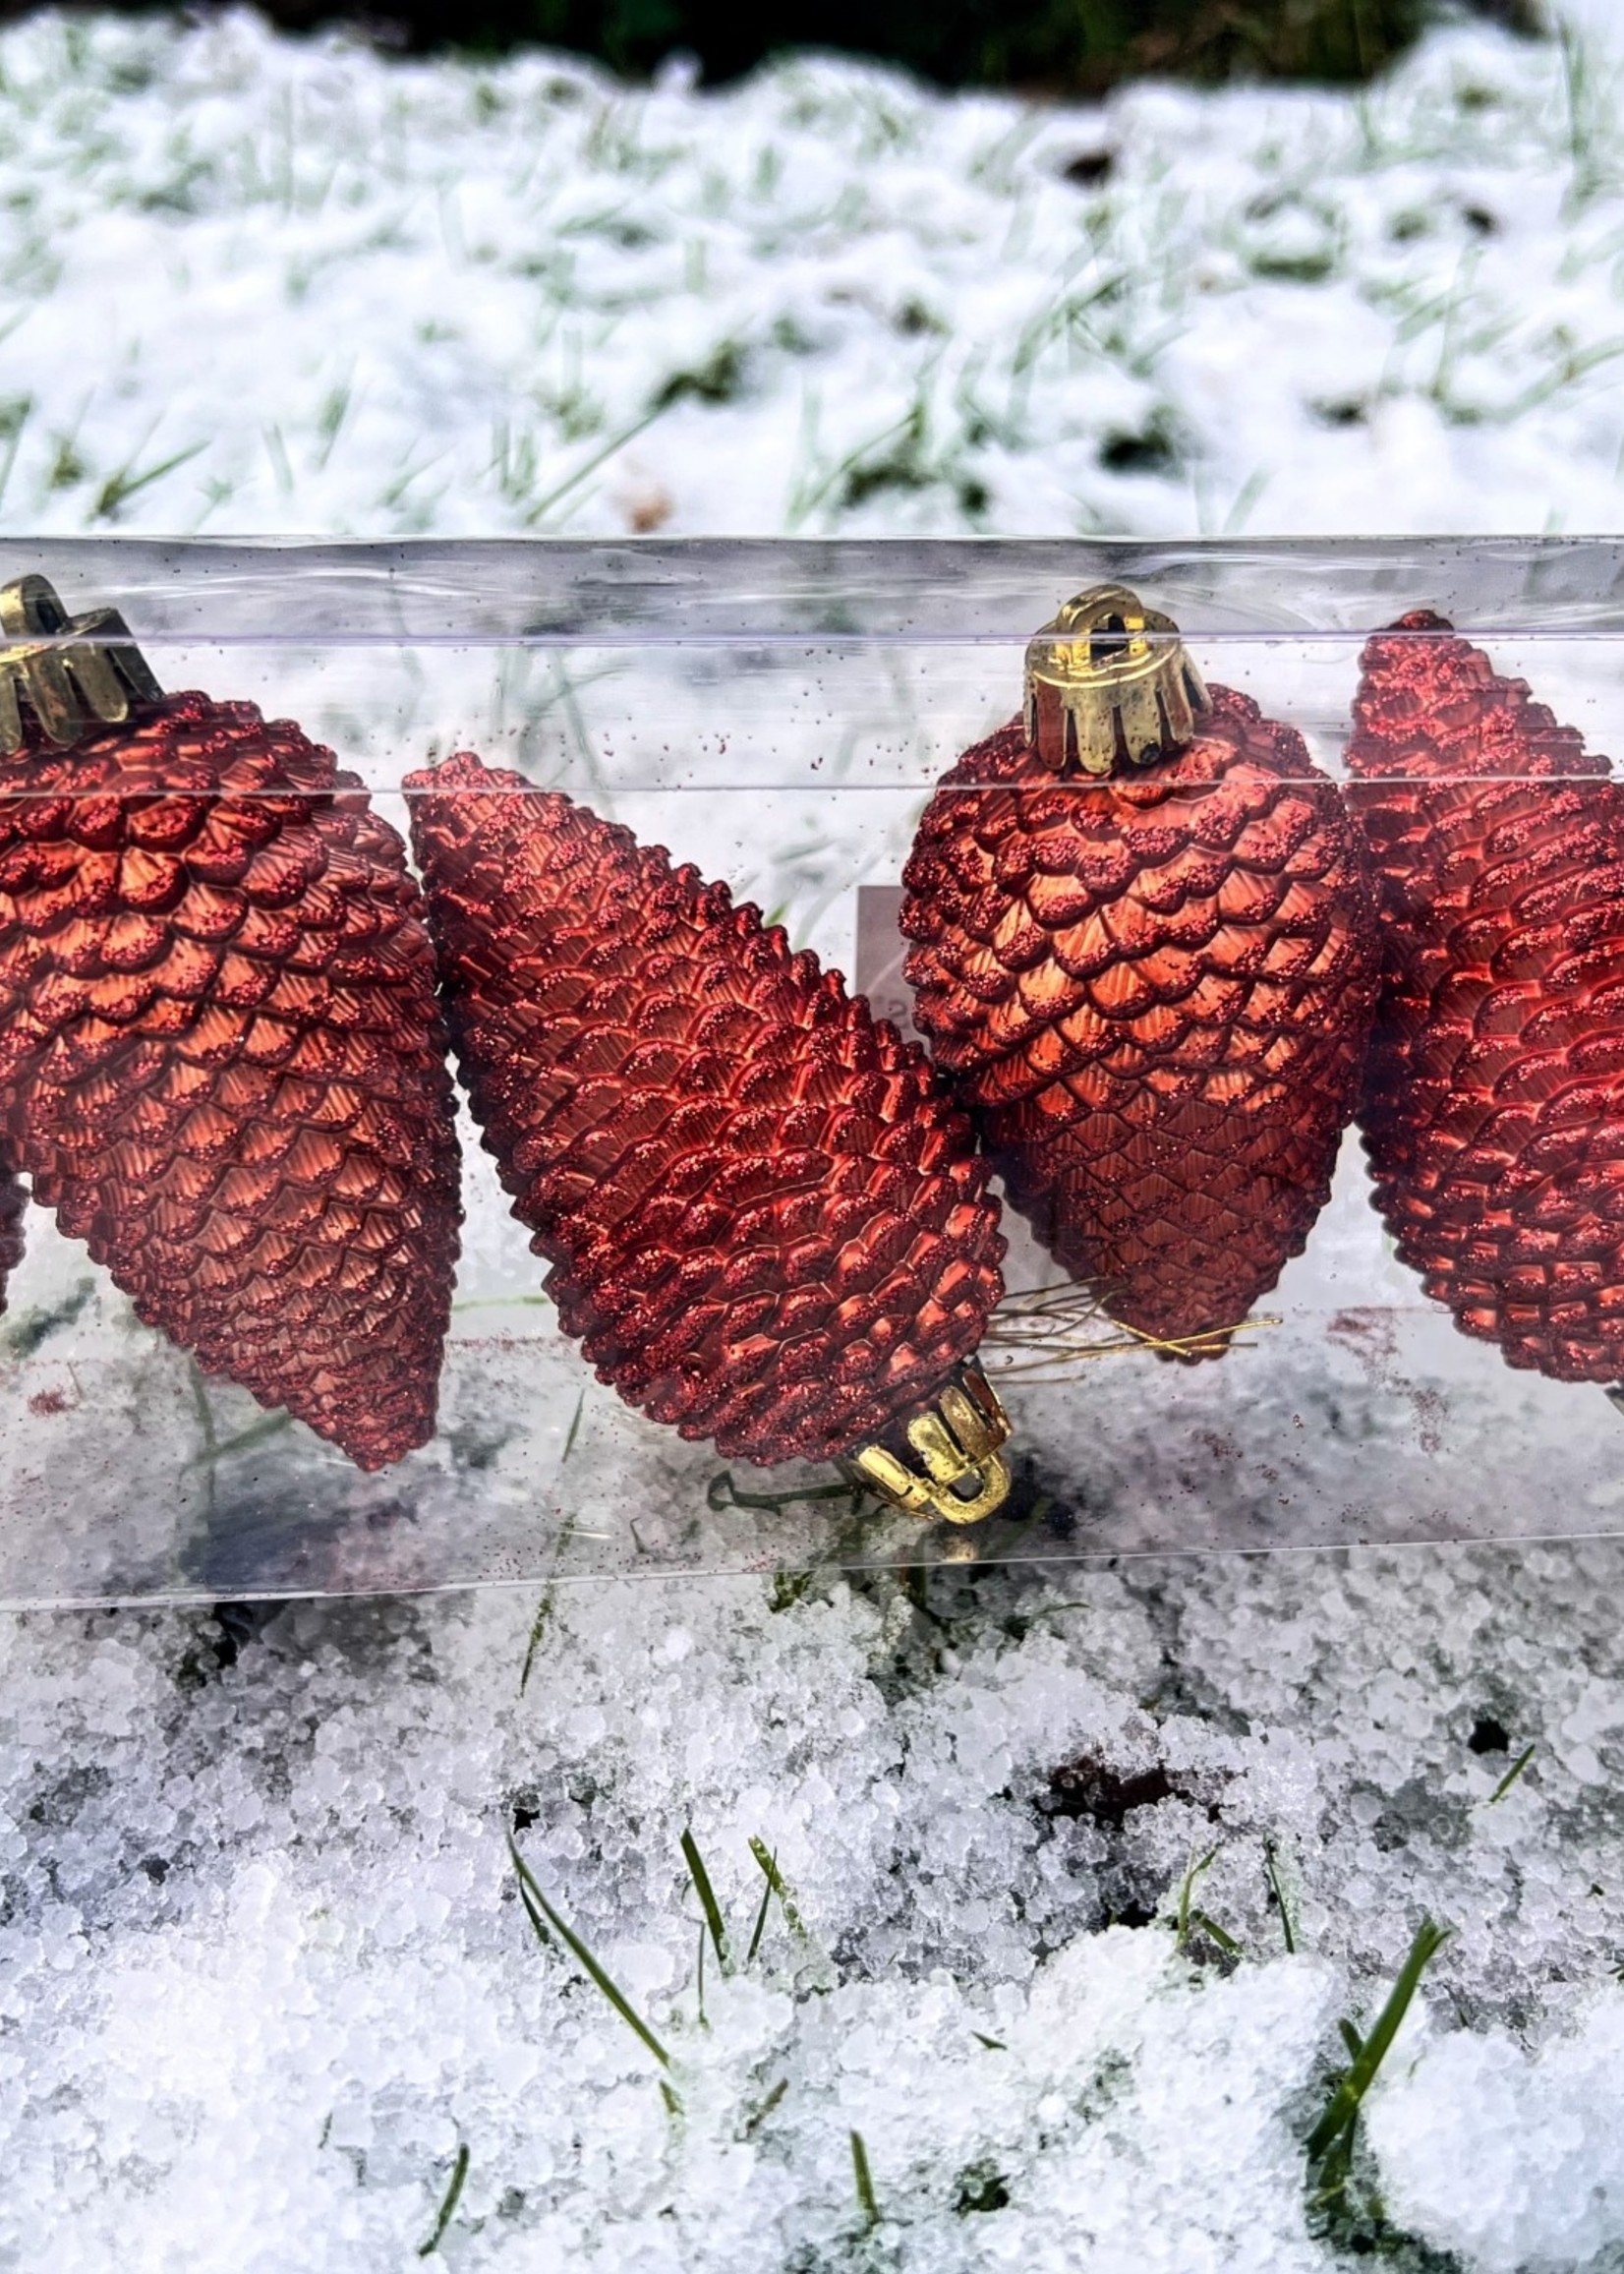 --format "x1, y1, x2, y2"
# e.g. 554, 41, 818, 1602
4, 0, 1541, 84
